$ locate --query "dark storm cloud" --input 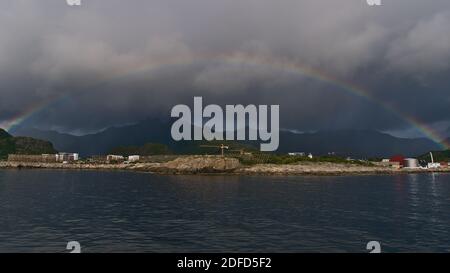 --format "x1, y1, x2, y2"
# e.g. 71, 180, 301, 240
1, 0, 450, 135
